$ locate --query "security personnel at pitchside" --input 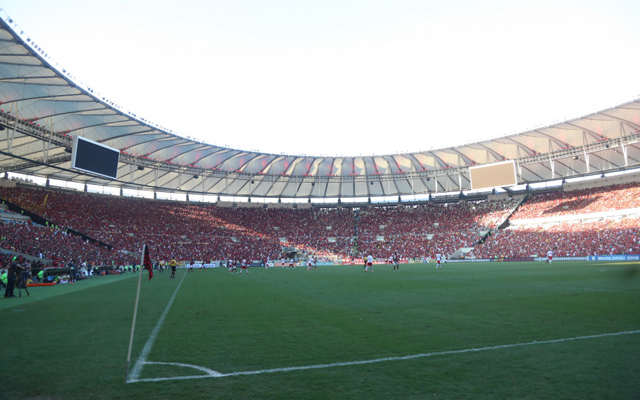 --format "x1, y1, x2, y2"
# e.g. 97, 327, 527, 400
4, 262, 21, 298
